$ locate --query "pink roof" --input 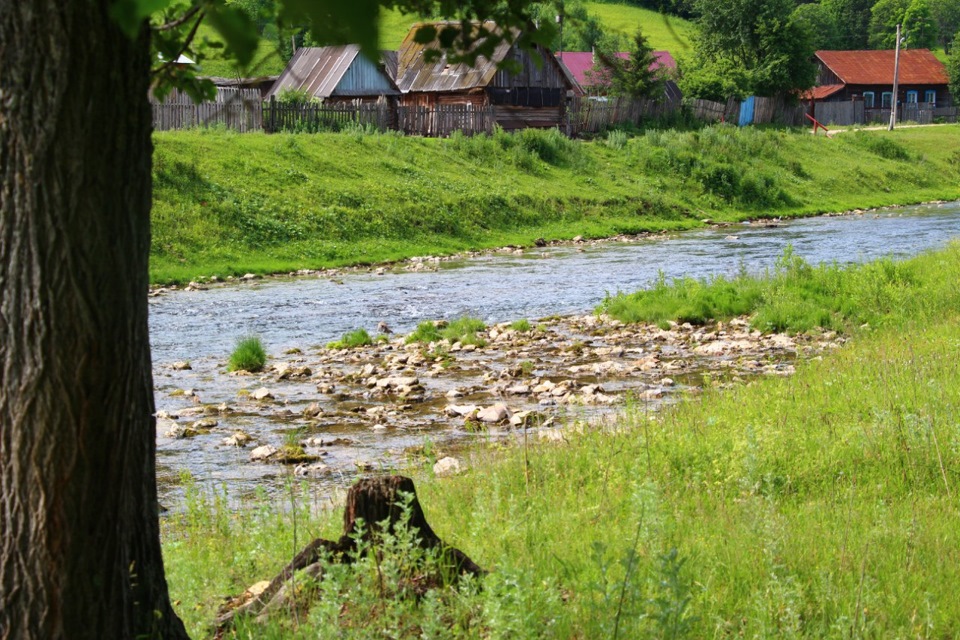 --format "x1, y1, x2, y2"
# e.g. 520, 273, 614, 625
557, 51, 676, 89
